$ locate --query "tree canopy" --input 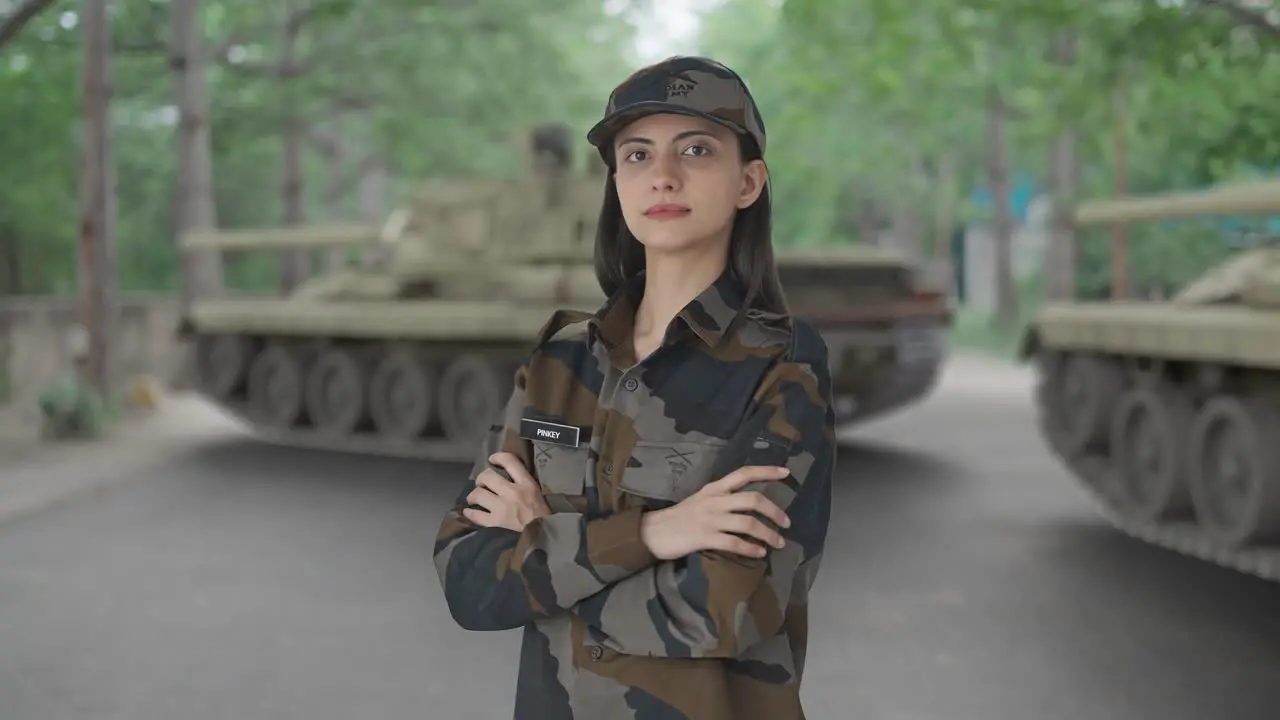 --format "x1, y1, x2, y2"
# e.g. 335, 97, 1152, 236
3, 0, 1279, 304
